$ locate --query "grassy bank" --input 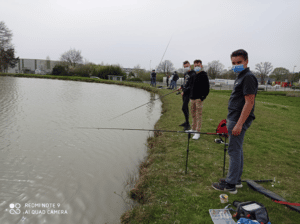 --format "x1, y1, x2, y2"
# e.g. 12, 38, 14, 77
1, 73, 299, 223
121, 89, 300, 223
